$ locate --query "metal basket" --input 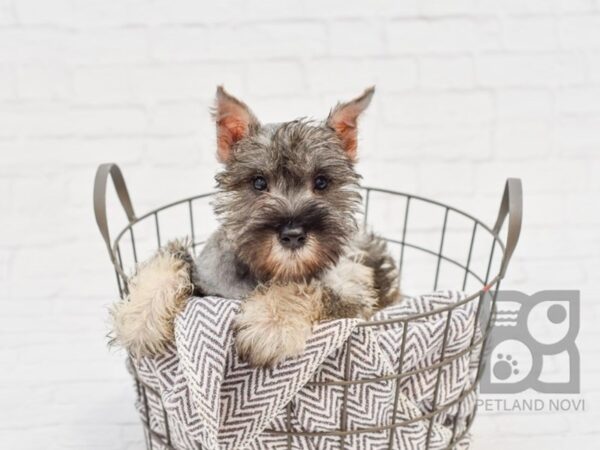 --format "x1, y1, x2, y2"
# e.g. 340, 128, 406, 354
94, 163, 522, 450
